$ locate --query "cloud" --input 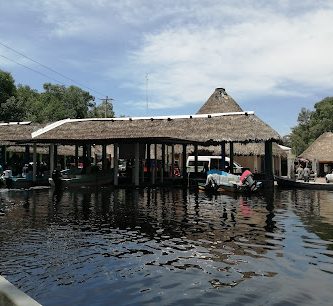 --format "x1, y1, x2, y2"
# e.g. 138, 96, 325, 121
124, 1, 333, 109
